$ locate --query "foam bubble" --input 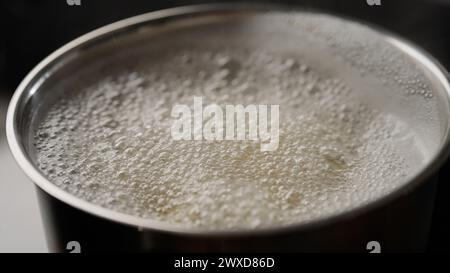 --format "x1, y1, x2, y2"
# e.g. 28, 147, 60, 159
34, 40, 422, 230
